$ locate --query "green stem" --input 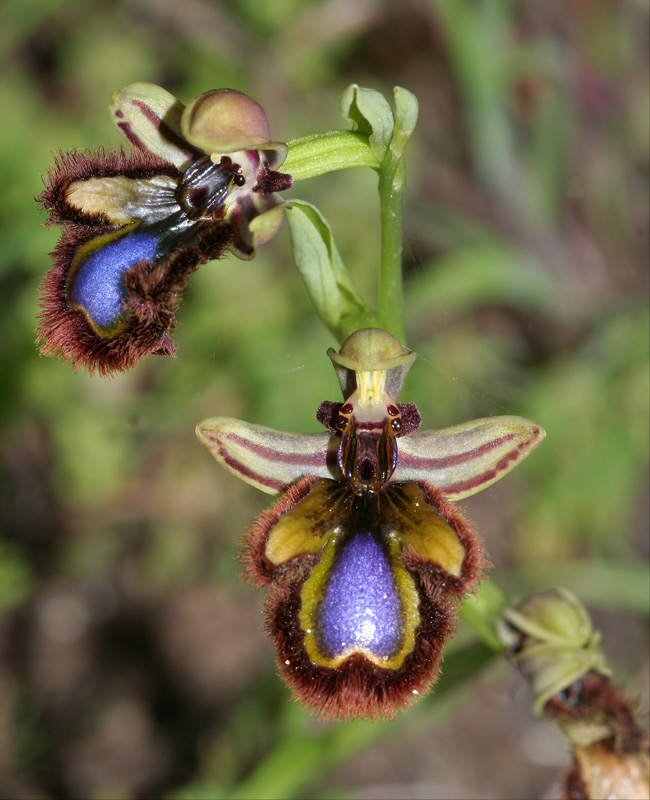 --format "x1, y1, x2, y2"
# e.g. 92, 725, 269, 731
377, 154, 406, 343
284, 131, 380, 182
459, 579, 510, 651
375, 86, 419, 344
284, 87, 418, 345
